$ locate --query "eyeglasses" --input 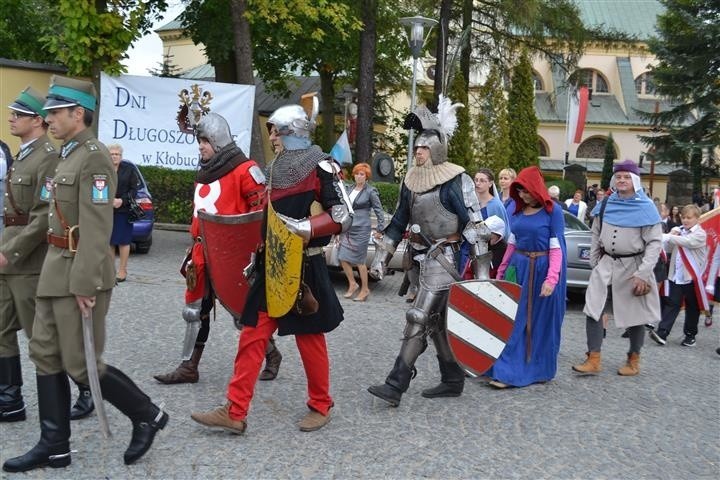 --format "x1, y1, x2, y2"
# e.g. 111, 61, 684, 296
9, 112, 37, 119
